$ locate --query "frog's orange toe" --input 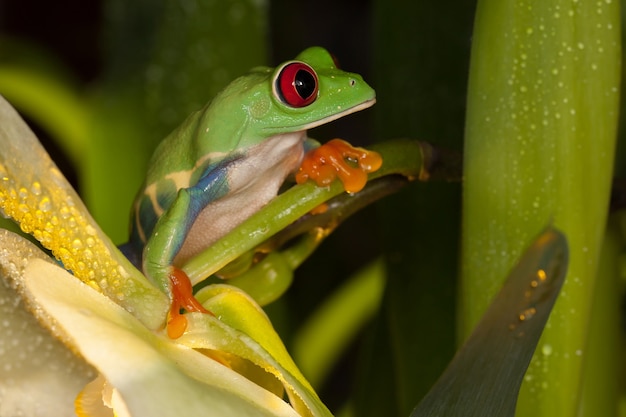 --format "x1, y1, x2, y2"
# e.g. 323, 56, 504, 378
296, 139, 382, 193
359, 150, 383, 172
167, 307, 188, 339
167, 266, 212, 339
